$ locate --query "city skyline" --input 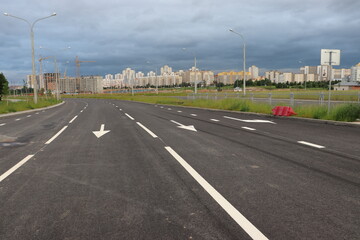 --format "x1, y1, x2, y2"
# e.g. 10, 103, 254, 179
1, 0, 360, 84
